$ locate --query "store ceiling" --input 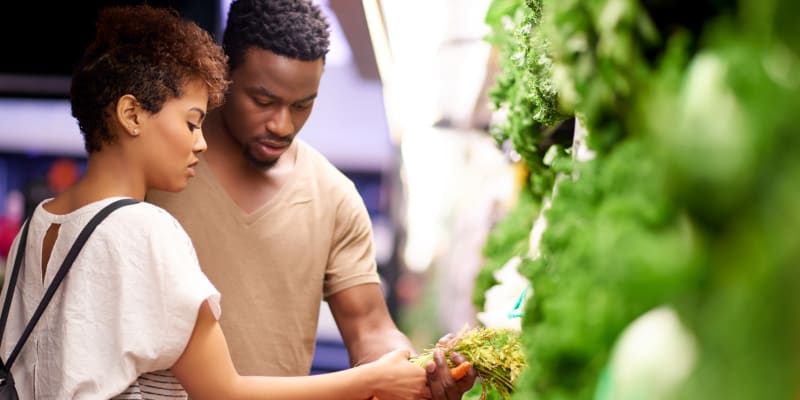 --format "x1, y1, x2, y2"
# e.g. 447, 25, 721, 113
356, 0, 494, 133
319, 0, 497, 130
328, 0, 380, 80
